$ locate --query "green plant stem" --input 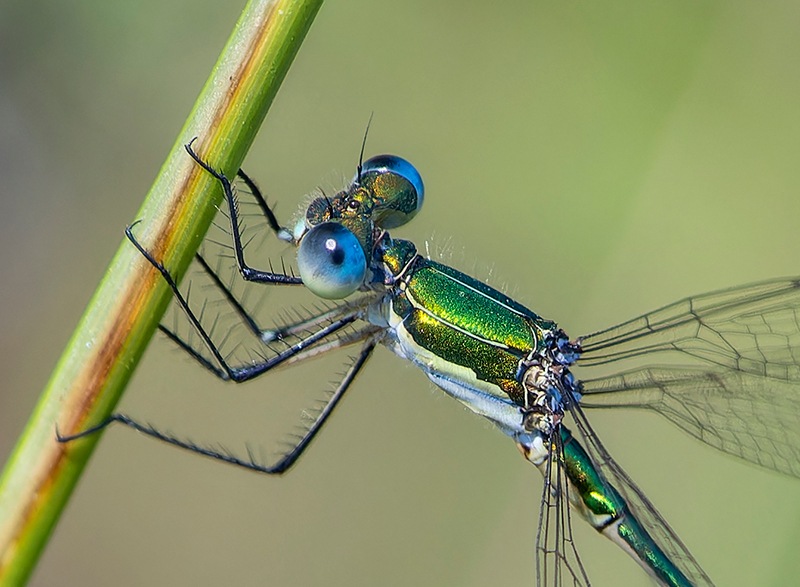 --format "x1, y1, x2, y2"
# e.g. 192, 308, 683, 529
0, 0, 323, 584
